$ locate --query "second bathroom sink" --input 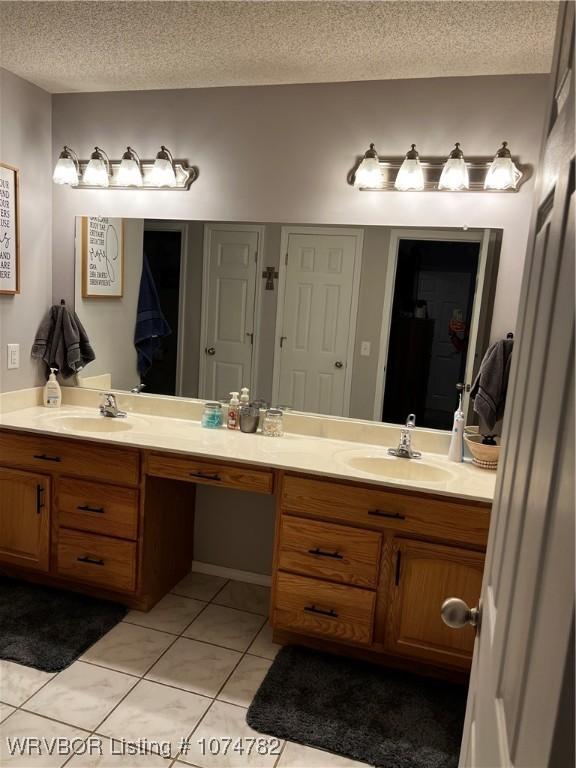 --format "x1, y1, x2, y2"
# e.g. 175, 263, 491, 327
338, 450, 455, 483
47, 415, 148, 434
